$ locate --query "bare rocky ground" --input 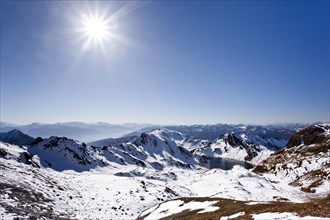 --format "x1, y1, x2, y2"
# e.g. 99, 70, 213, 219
138, 195, 330, 220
